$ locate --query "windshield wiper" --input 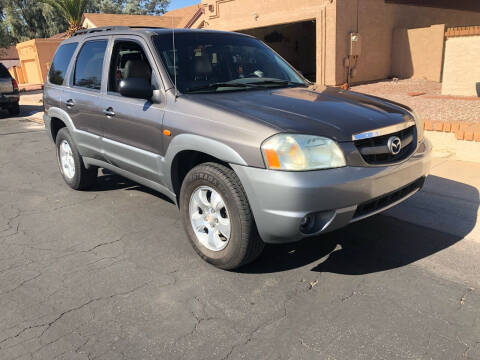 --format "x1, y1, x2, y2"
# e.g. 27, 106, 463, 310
185, 82, 258, 93
243, 79, 306, 87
